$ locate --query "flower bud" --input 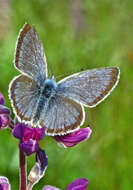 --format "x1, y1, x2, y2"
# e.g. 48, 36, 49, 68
28, 162, 40, 184
28, 149, 48, 186
0, 93, 10, 130
0, 176, 11, 190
